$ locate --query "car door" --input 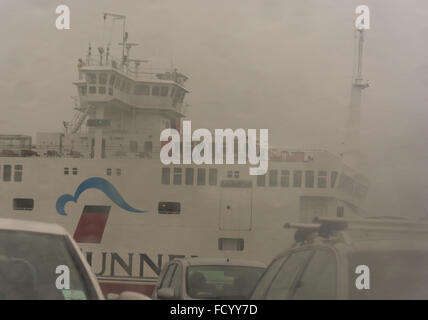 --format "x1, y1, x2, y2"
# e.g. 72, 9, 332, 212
290, 248, 338, 300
